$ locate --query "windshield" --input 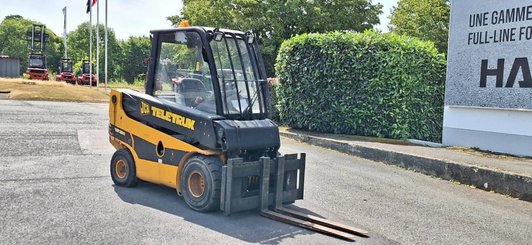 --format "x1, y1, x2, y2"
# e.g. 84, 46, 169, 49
210, 33, 266, 118
61, 62, 72, 72
29, 57, 44, 68
153, 31, 216, 114
82, 63, 94, 74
